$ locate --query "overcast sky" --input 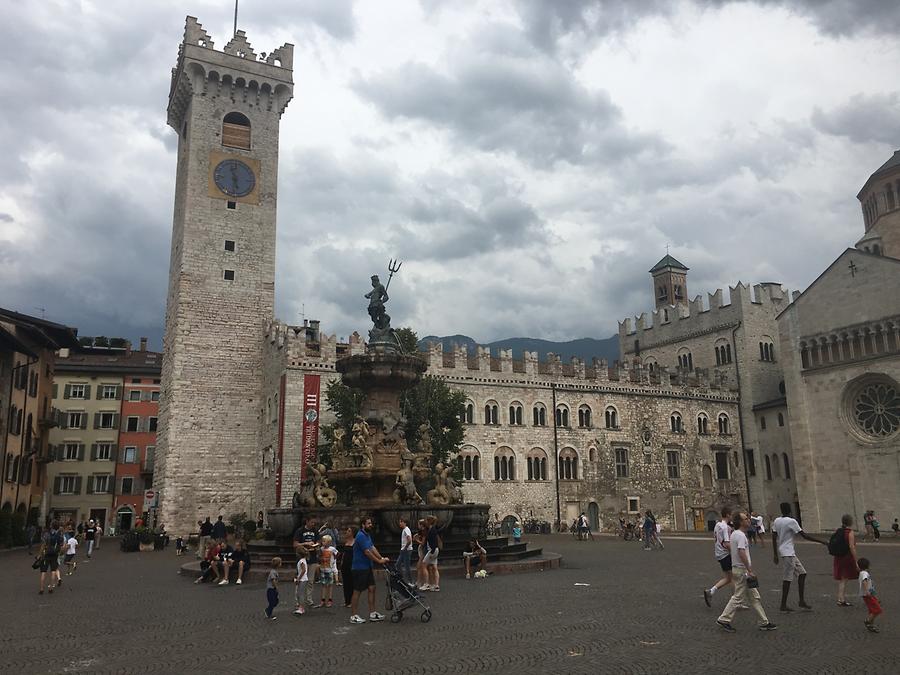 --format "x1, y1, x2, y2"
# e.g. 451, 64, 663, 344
1, 1, 899, 350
